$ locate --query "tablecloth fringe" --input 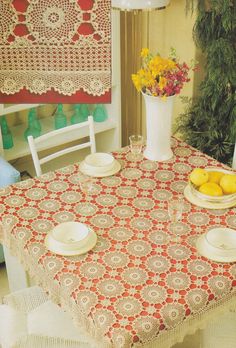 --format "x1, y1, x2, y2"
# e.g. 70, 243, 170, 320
140, 294, 236, 348
12, 334, 92, 348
